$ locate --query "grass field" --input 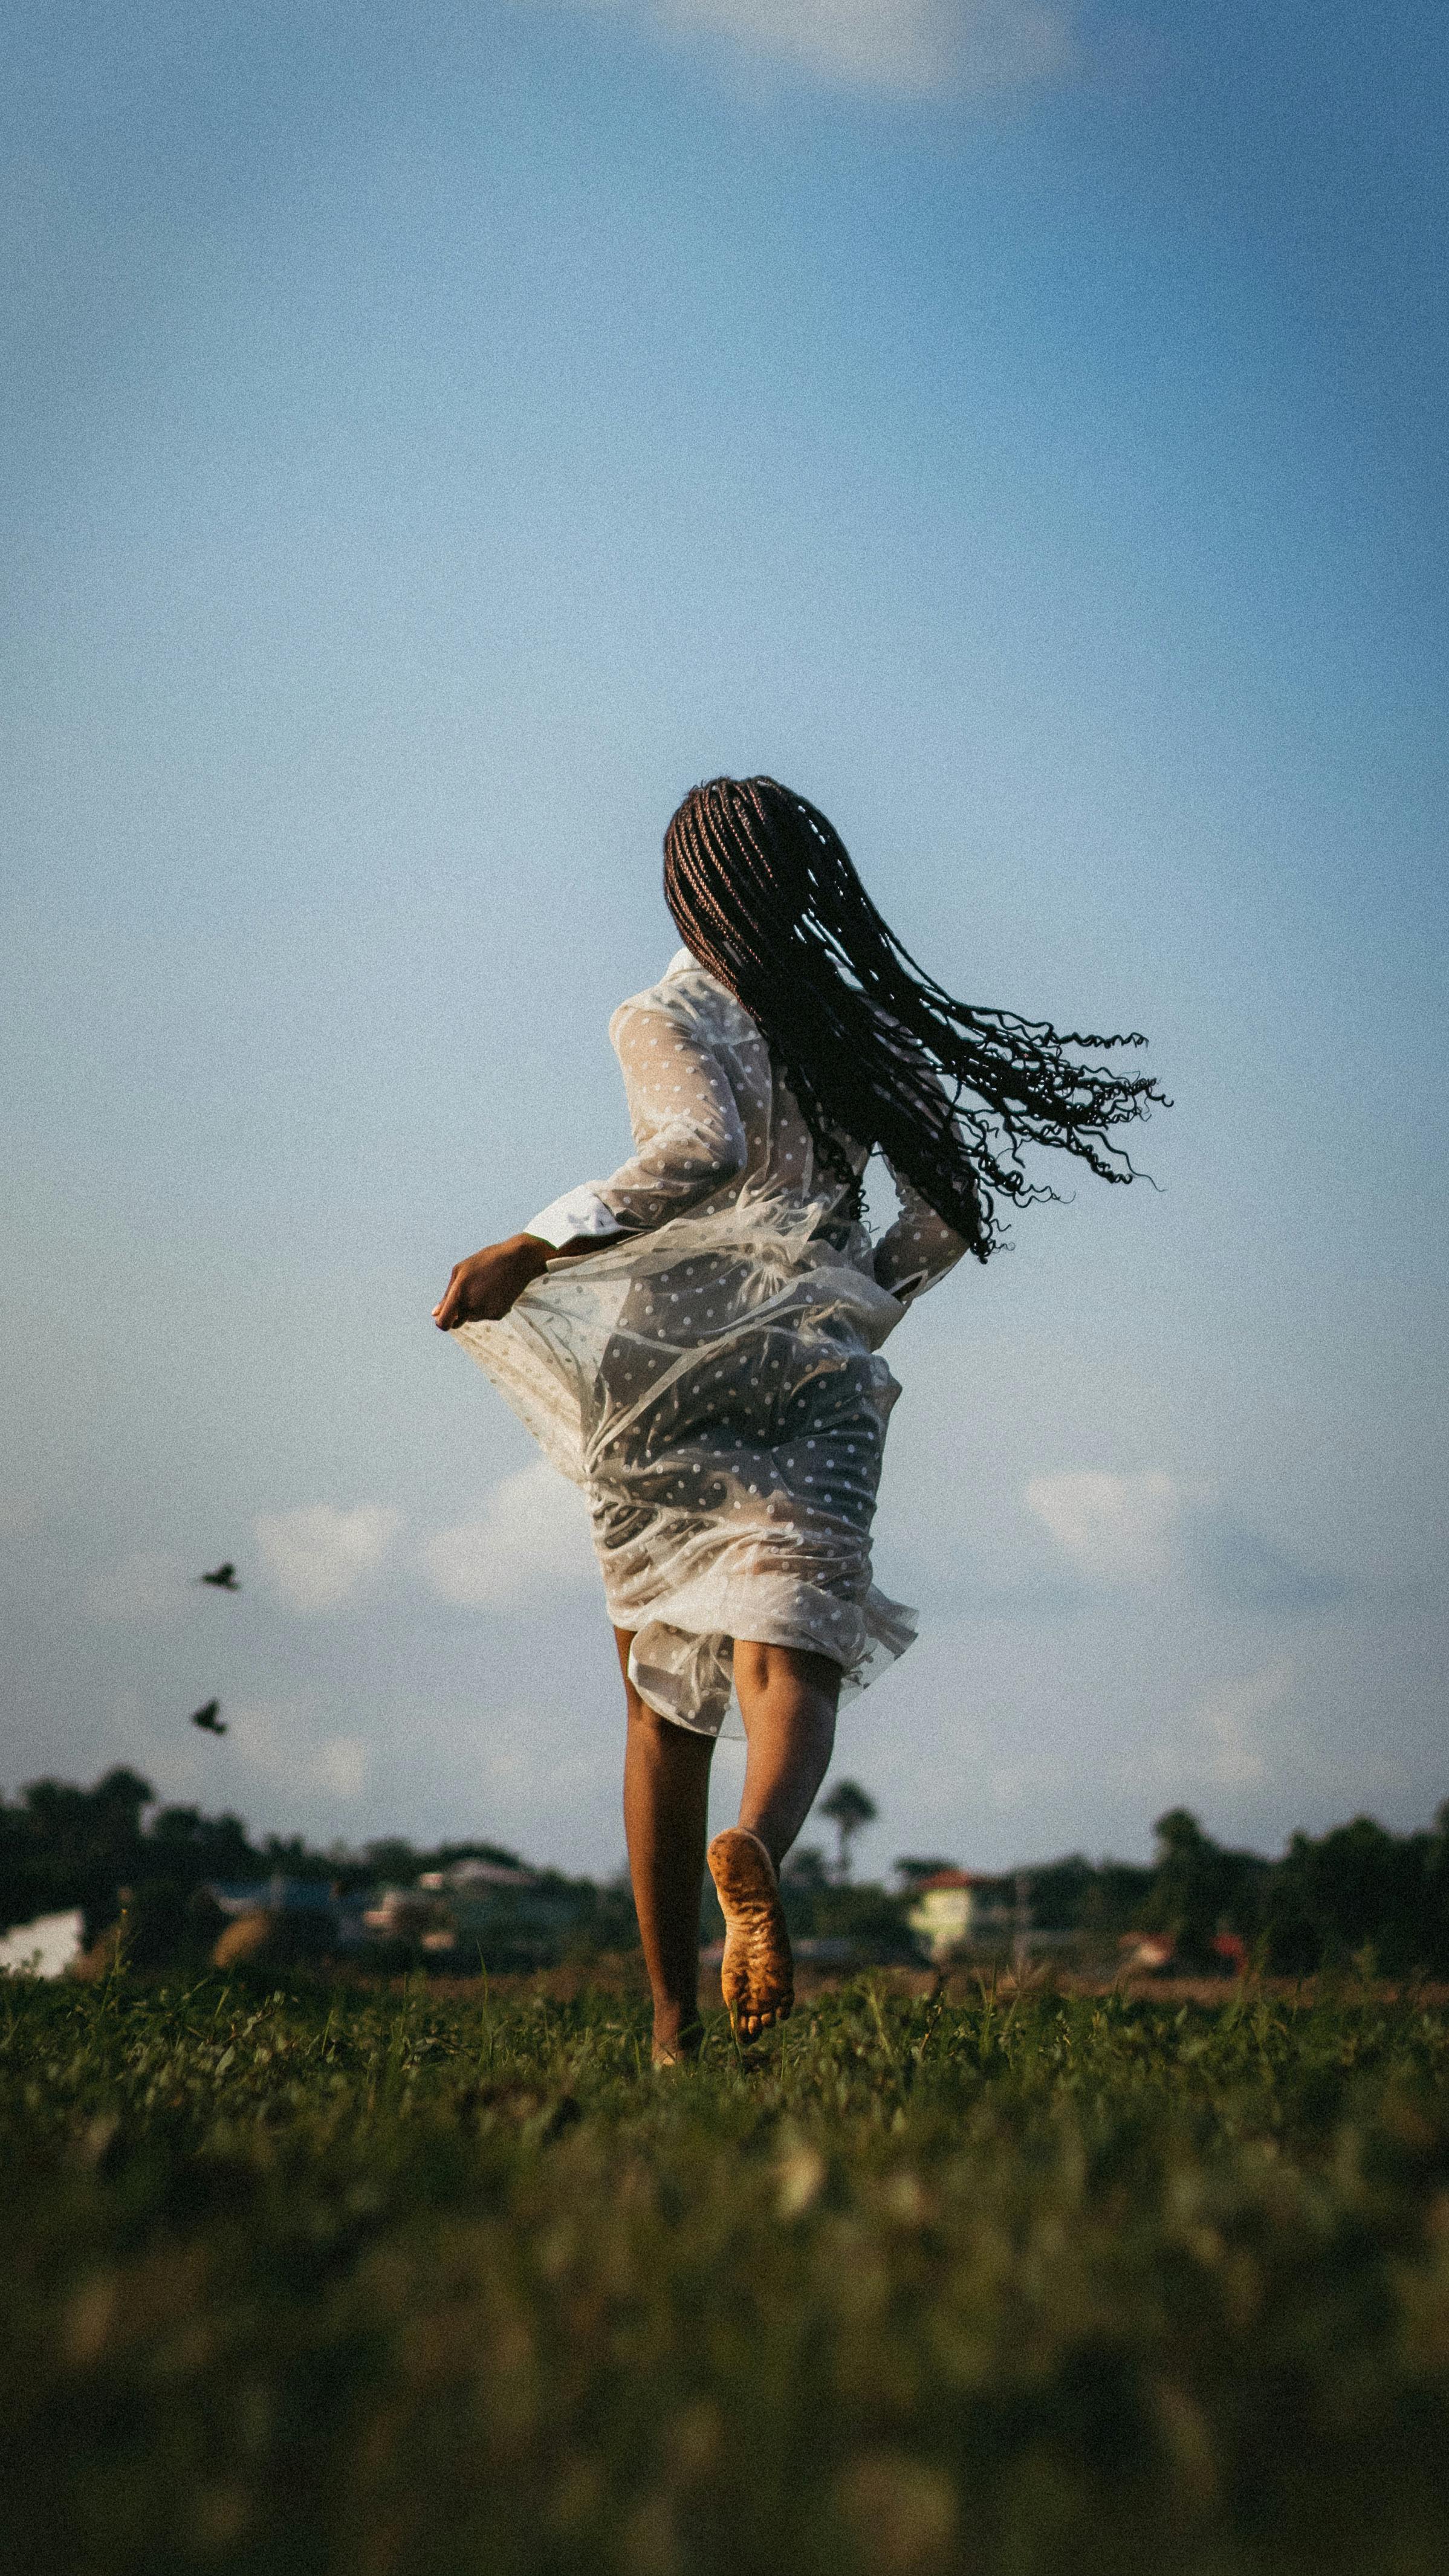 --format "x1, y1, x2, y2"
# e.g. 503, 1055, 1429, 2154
3, 1971, 1447, 2576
